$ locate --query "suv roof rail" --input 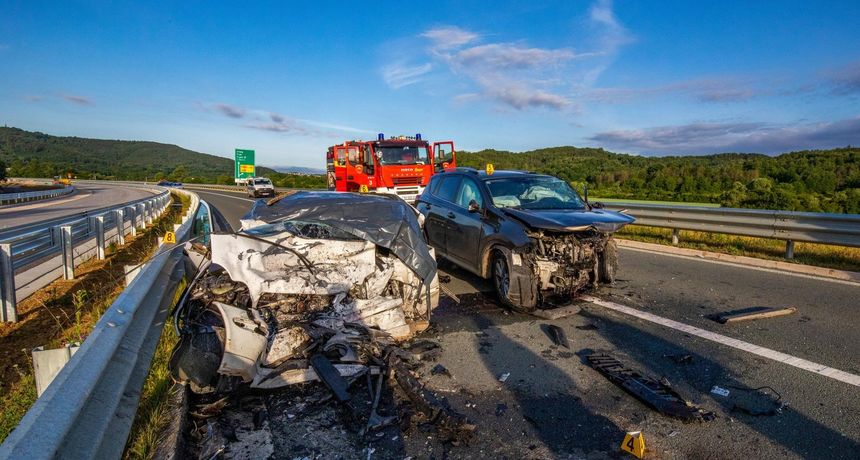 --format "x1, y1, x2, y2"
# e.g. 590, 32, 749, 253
446, 167, 478, 174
